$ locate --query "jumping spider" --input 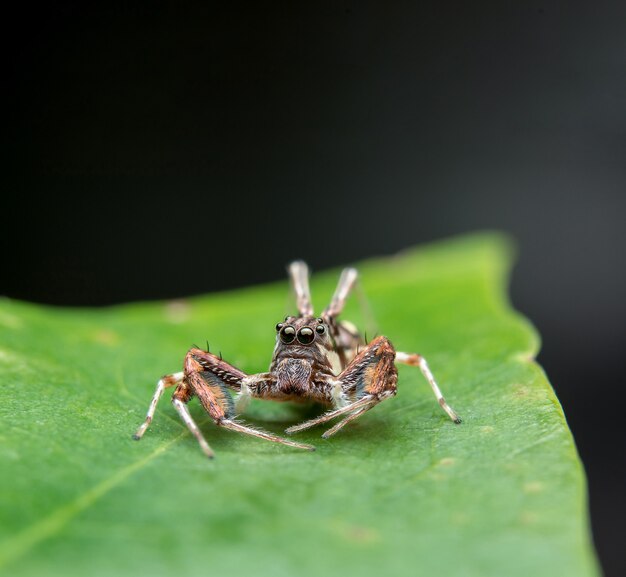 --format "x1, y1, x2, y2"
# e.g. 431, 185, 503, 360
133, 261, 461, 458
